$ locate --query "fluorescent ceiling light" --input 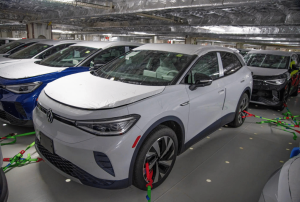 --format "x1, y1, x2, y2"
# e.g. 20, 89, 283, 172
52, 0, 74, 2
129, 32, 155, 35
52, 29, 74, 34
